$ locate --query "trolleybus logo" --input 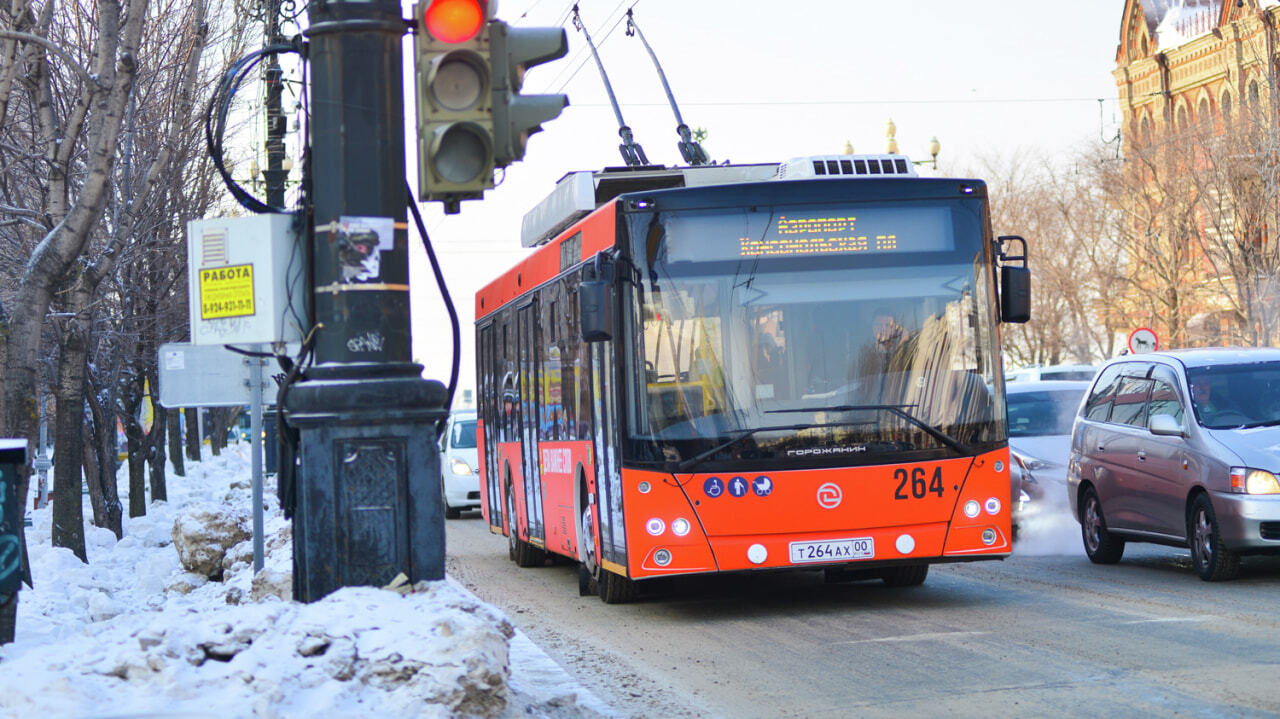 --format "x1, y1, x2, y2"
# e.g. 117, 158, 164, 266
816, 482, 842, 509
